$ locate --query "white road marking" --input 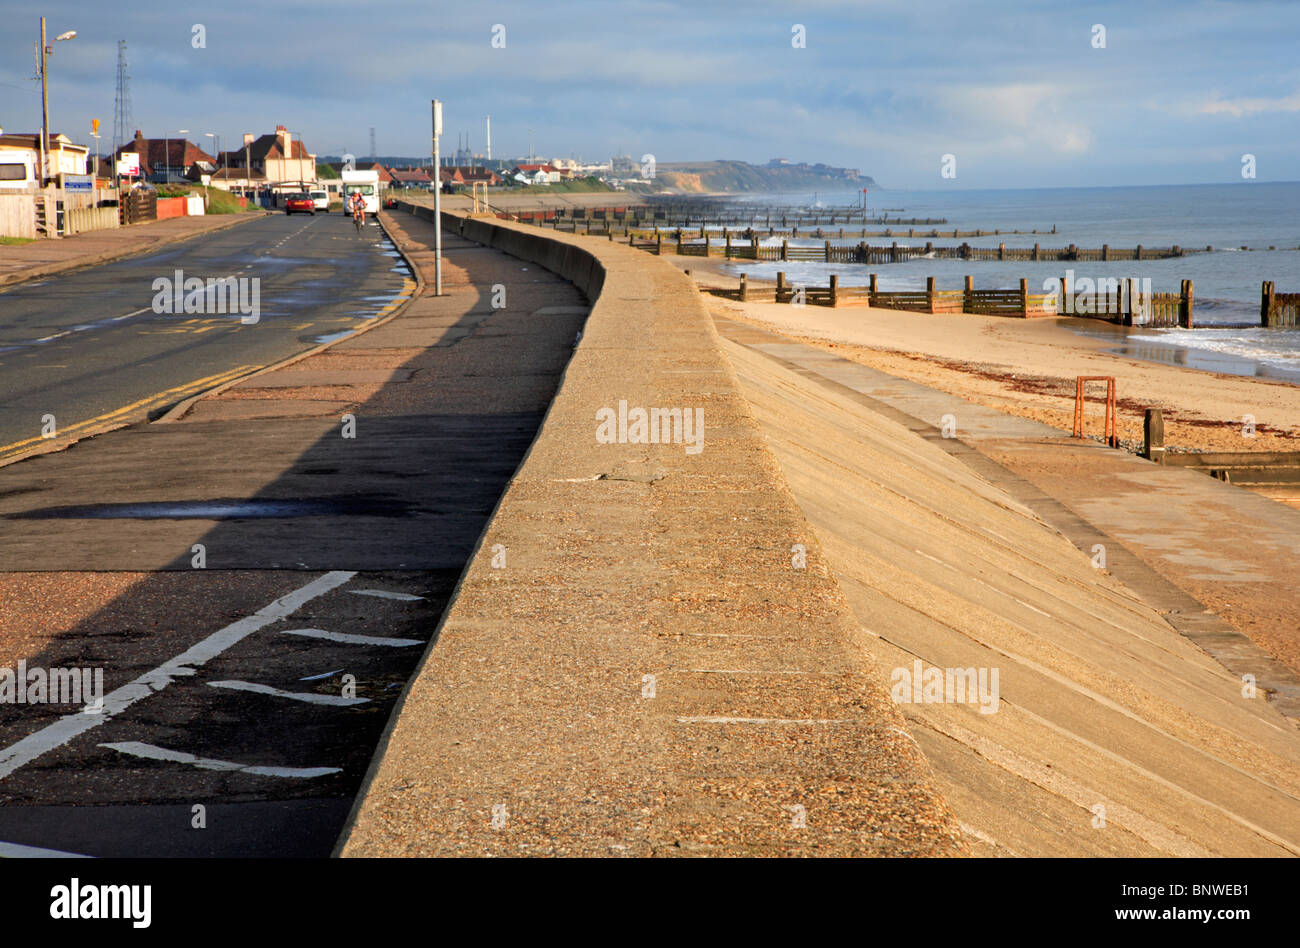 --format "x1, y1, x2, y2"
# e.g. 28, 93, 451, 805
0, 841, 92, 858
675, 716, 854, 725
0, 571, 356, 779
281, 628, 423, 647
299, 668, 345, 682
347, 589, 424, 601
207, 679, 368, 706
100, 741, 340, 779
